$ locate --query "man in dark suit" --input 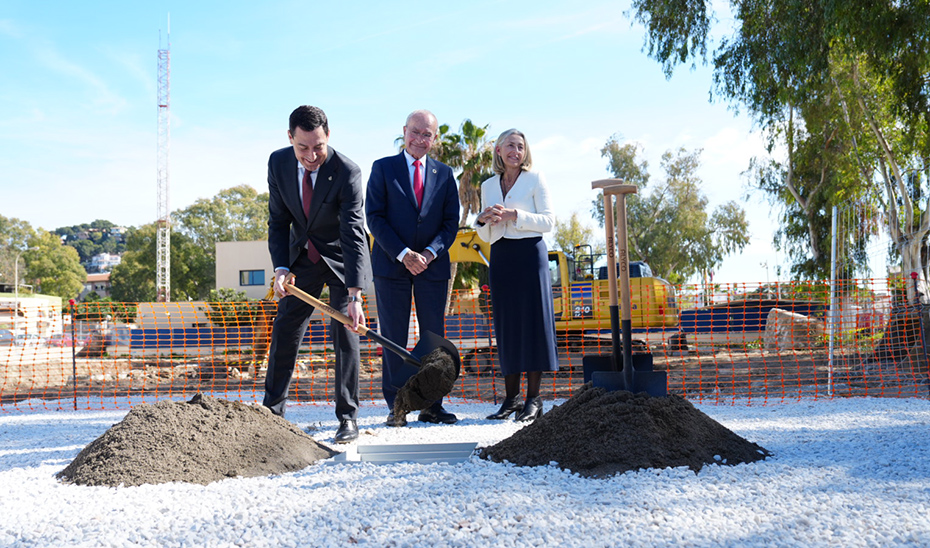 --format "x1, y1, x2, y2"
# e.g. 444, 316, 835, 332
264, 105, 371, 444
366, 109, 461, 426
